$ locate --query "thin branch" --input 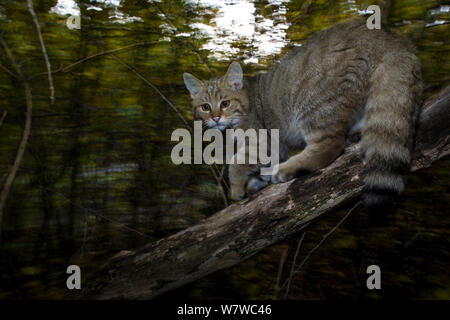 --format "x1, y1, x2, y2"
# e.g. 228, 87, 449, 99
218, 164, 229, 191
110, 53, 192, 129
0, 36, 33, 242
110, 53, 228, 206
209, 164, 229, 207
58, 42, 158, 73
30, 42, 157, 78
284, 232, 306, 298
273, 246, 289, 299
0, 111, 7, 128
0, 63, 18, 79
280, 201, 362, 296
27, 0, 55, 104
0, 36, 23, 77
